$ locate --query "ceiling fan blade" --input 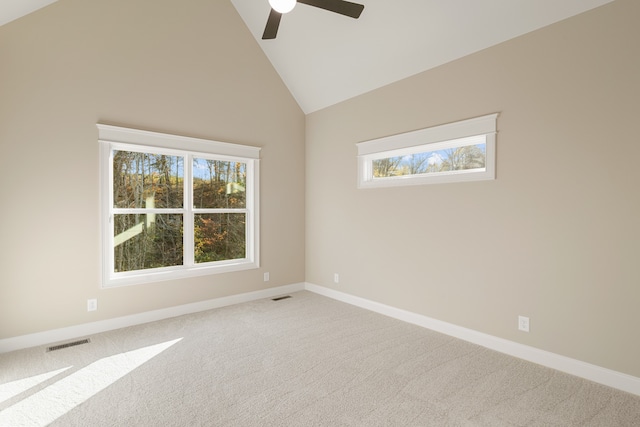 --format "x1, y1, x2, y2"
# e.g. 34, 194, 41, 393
298, 0, 364, 19
262, 9, 282, 39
